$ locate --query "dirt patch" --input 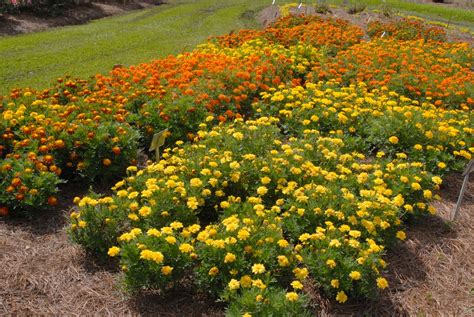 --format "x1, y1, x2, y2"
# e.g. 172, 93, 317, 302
0, 0, 163, 36
256, 5, 280, 27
